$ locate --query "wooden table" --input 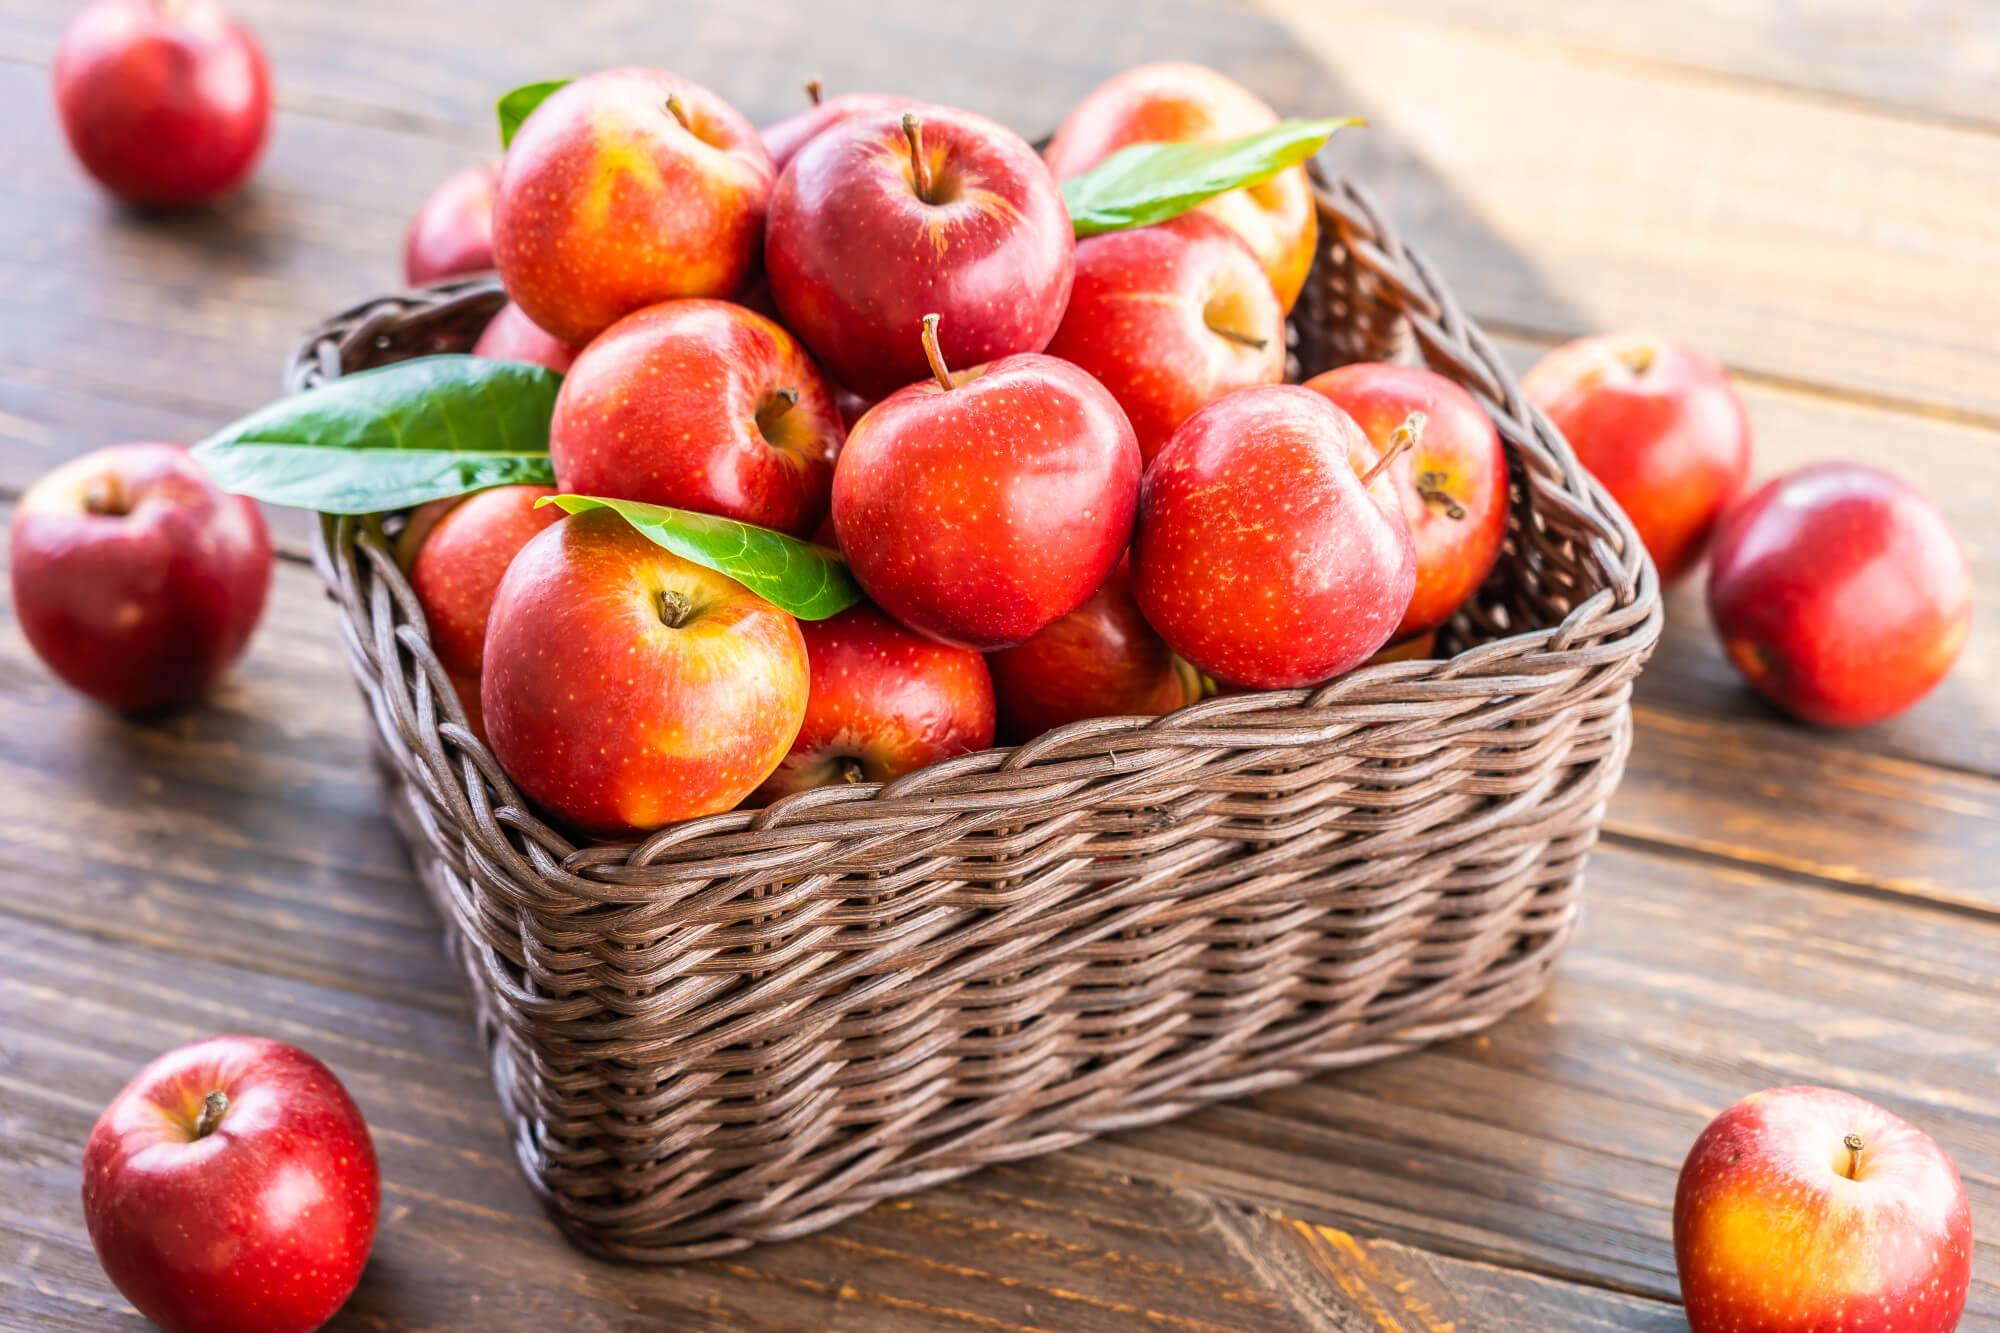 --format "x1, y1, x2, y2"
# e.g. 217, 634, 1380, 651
3, 2, 1996, 1327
